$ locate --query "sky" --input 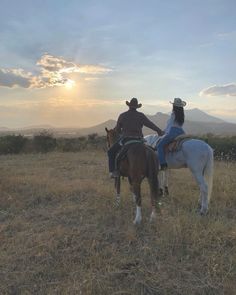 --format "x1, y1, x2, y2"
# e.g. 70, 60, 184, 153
0, 0, 236, 128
